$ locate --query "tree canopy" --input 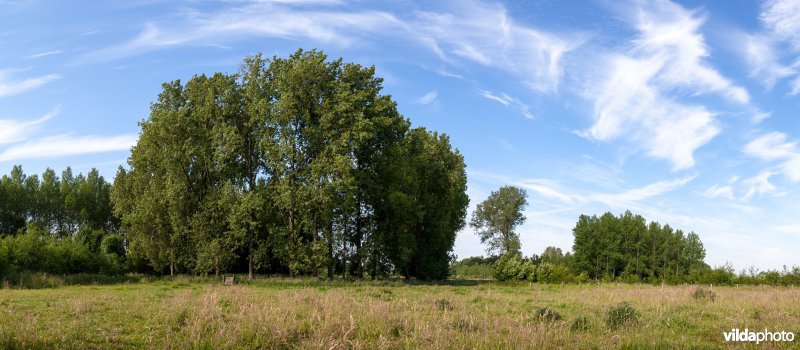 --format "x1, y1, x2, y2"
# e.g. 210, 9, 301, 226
469, 186, 528, 256
112, 49, 468, 280
572, 211, 707, 281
